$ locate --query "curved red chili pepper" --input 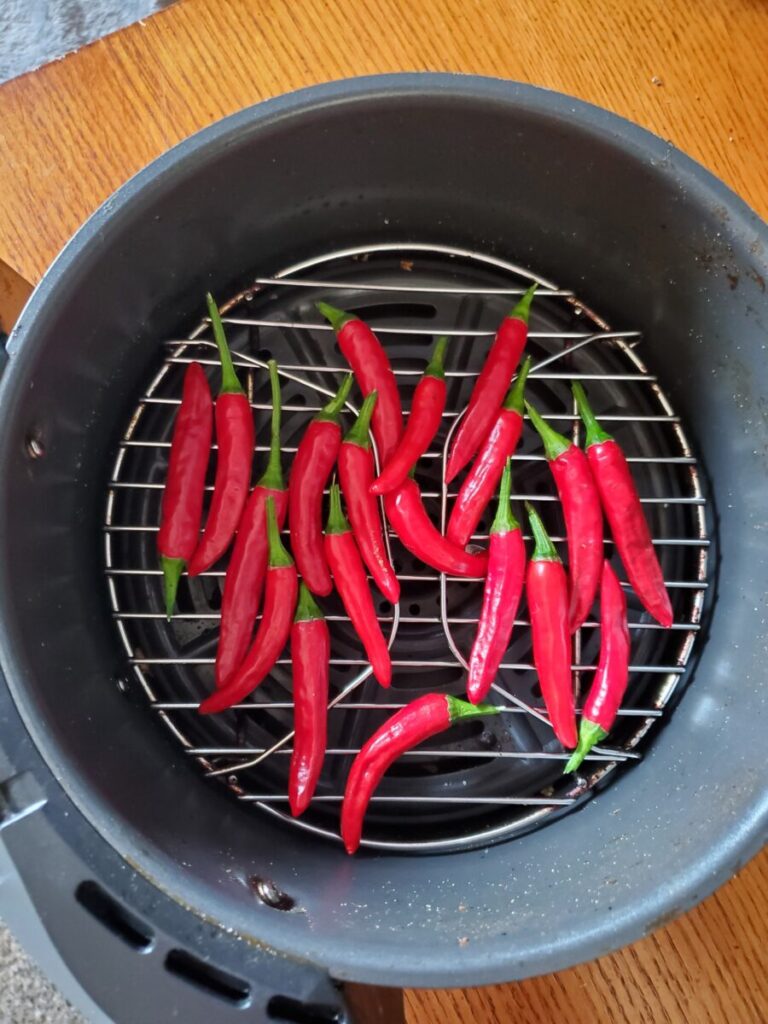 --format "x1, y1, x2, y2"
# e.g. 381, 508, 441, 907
338, 393, 400, 605
289, 583, 330, 816
188, 294, 254, 576
317, 303, 403, 464
288, 374, 353, 596
324, 483, 391, 687
215, 361, 287, 688
525, 503, 577, 749
525, 401, 603, 633
200, 498, 297, 714
565, 560, 630, 773
445, 285, 535, 483
467, 462, 526, 704
572, 382, 673, 628
371, 335, 449, 495
340, 693, 499, 853
447, 356, 531, 548
157, 362, 213, 617
384, 476, 488, 579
